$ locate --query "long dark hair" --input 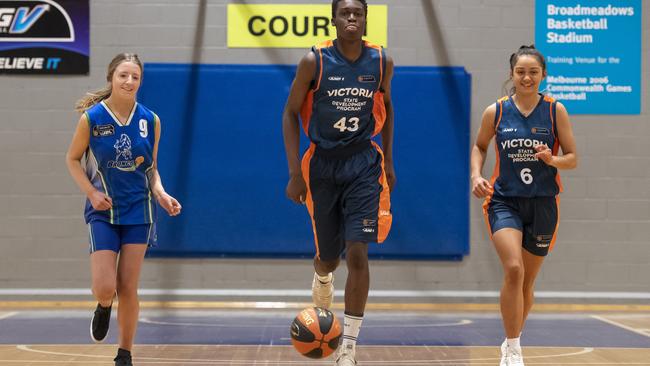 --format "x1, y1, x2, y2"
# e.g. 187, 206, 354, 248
75, 53, 143, 112
502, 45, 546, 95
